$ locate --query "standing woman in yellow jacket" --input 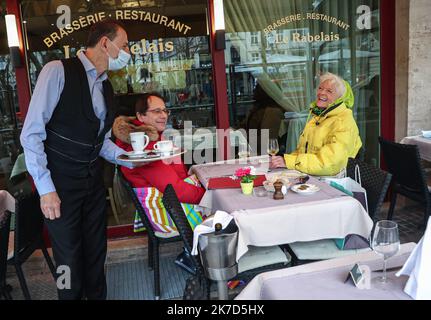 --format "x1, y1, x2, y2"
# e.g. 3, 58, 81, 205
270, 72, 362, 176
